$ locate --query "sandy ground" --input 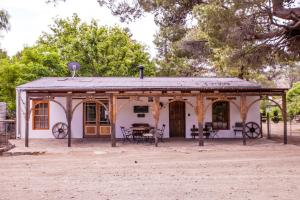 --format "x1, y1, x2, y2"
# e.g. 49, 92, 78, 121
1, 122, 300, 200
